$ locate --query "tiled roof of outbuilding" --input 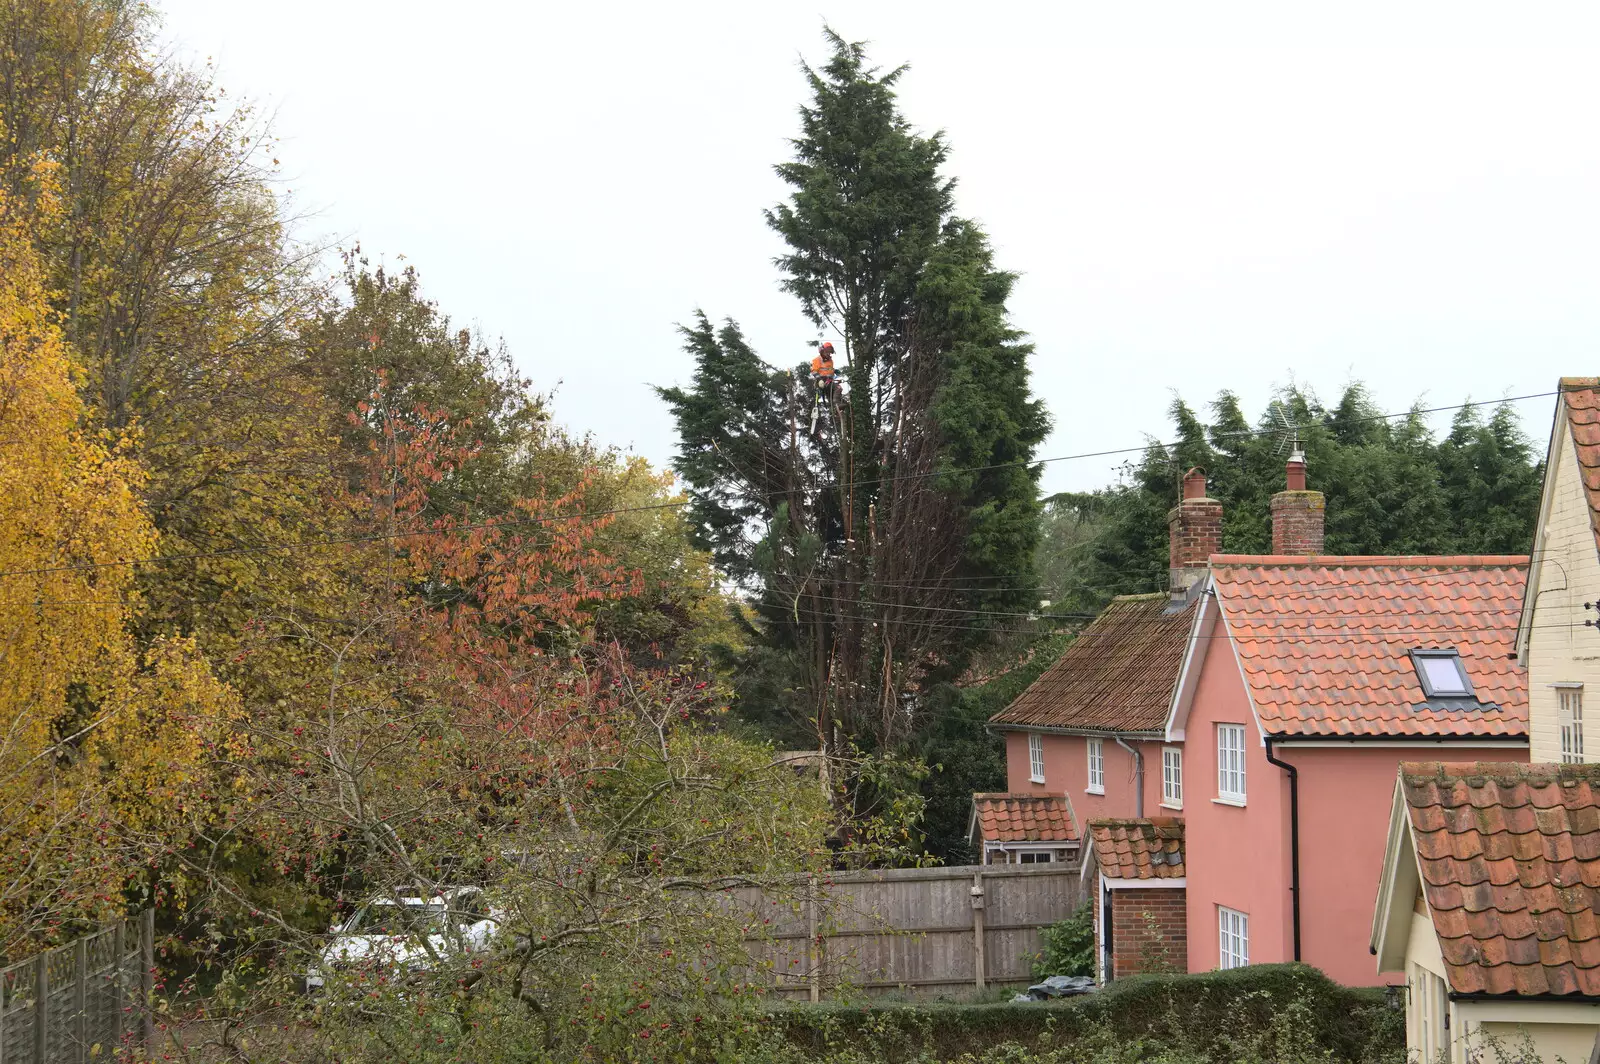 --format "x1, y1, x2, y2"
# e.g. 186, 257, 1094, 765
1210, 556, 1528, 738
1401, 762, 1600, 998
971, 793, 1078, 844
989, 594, 1194, 734
1087, 818, 1185, 880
